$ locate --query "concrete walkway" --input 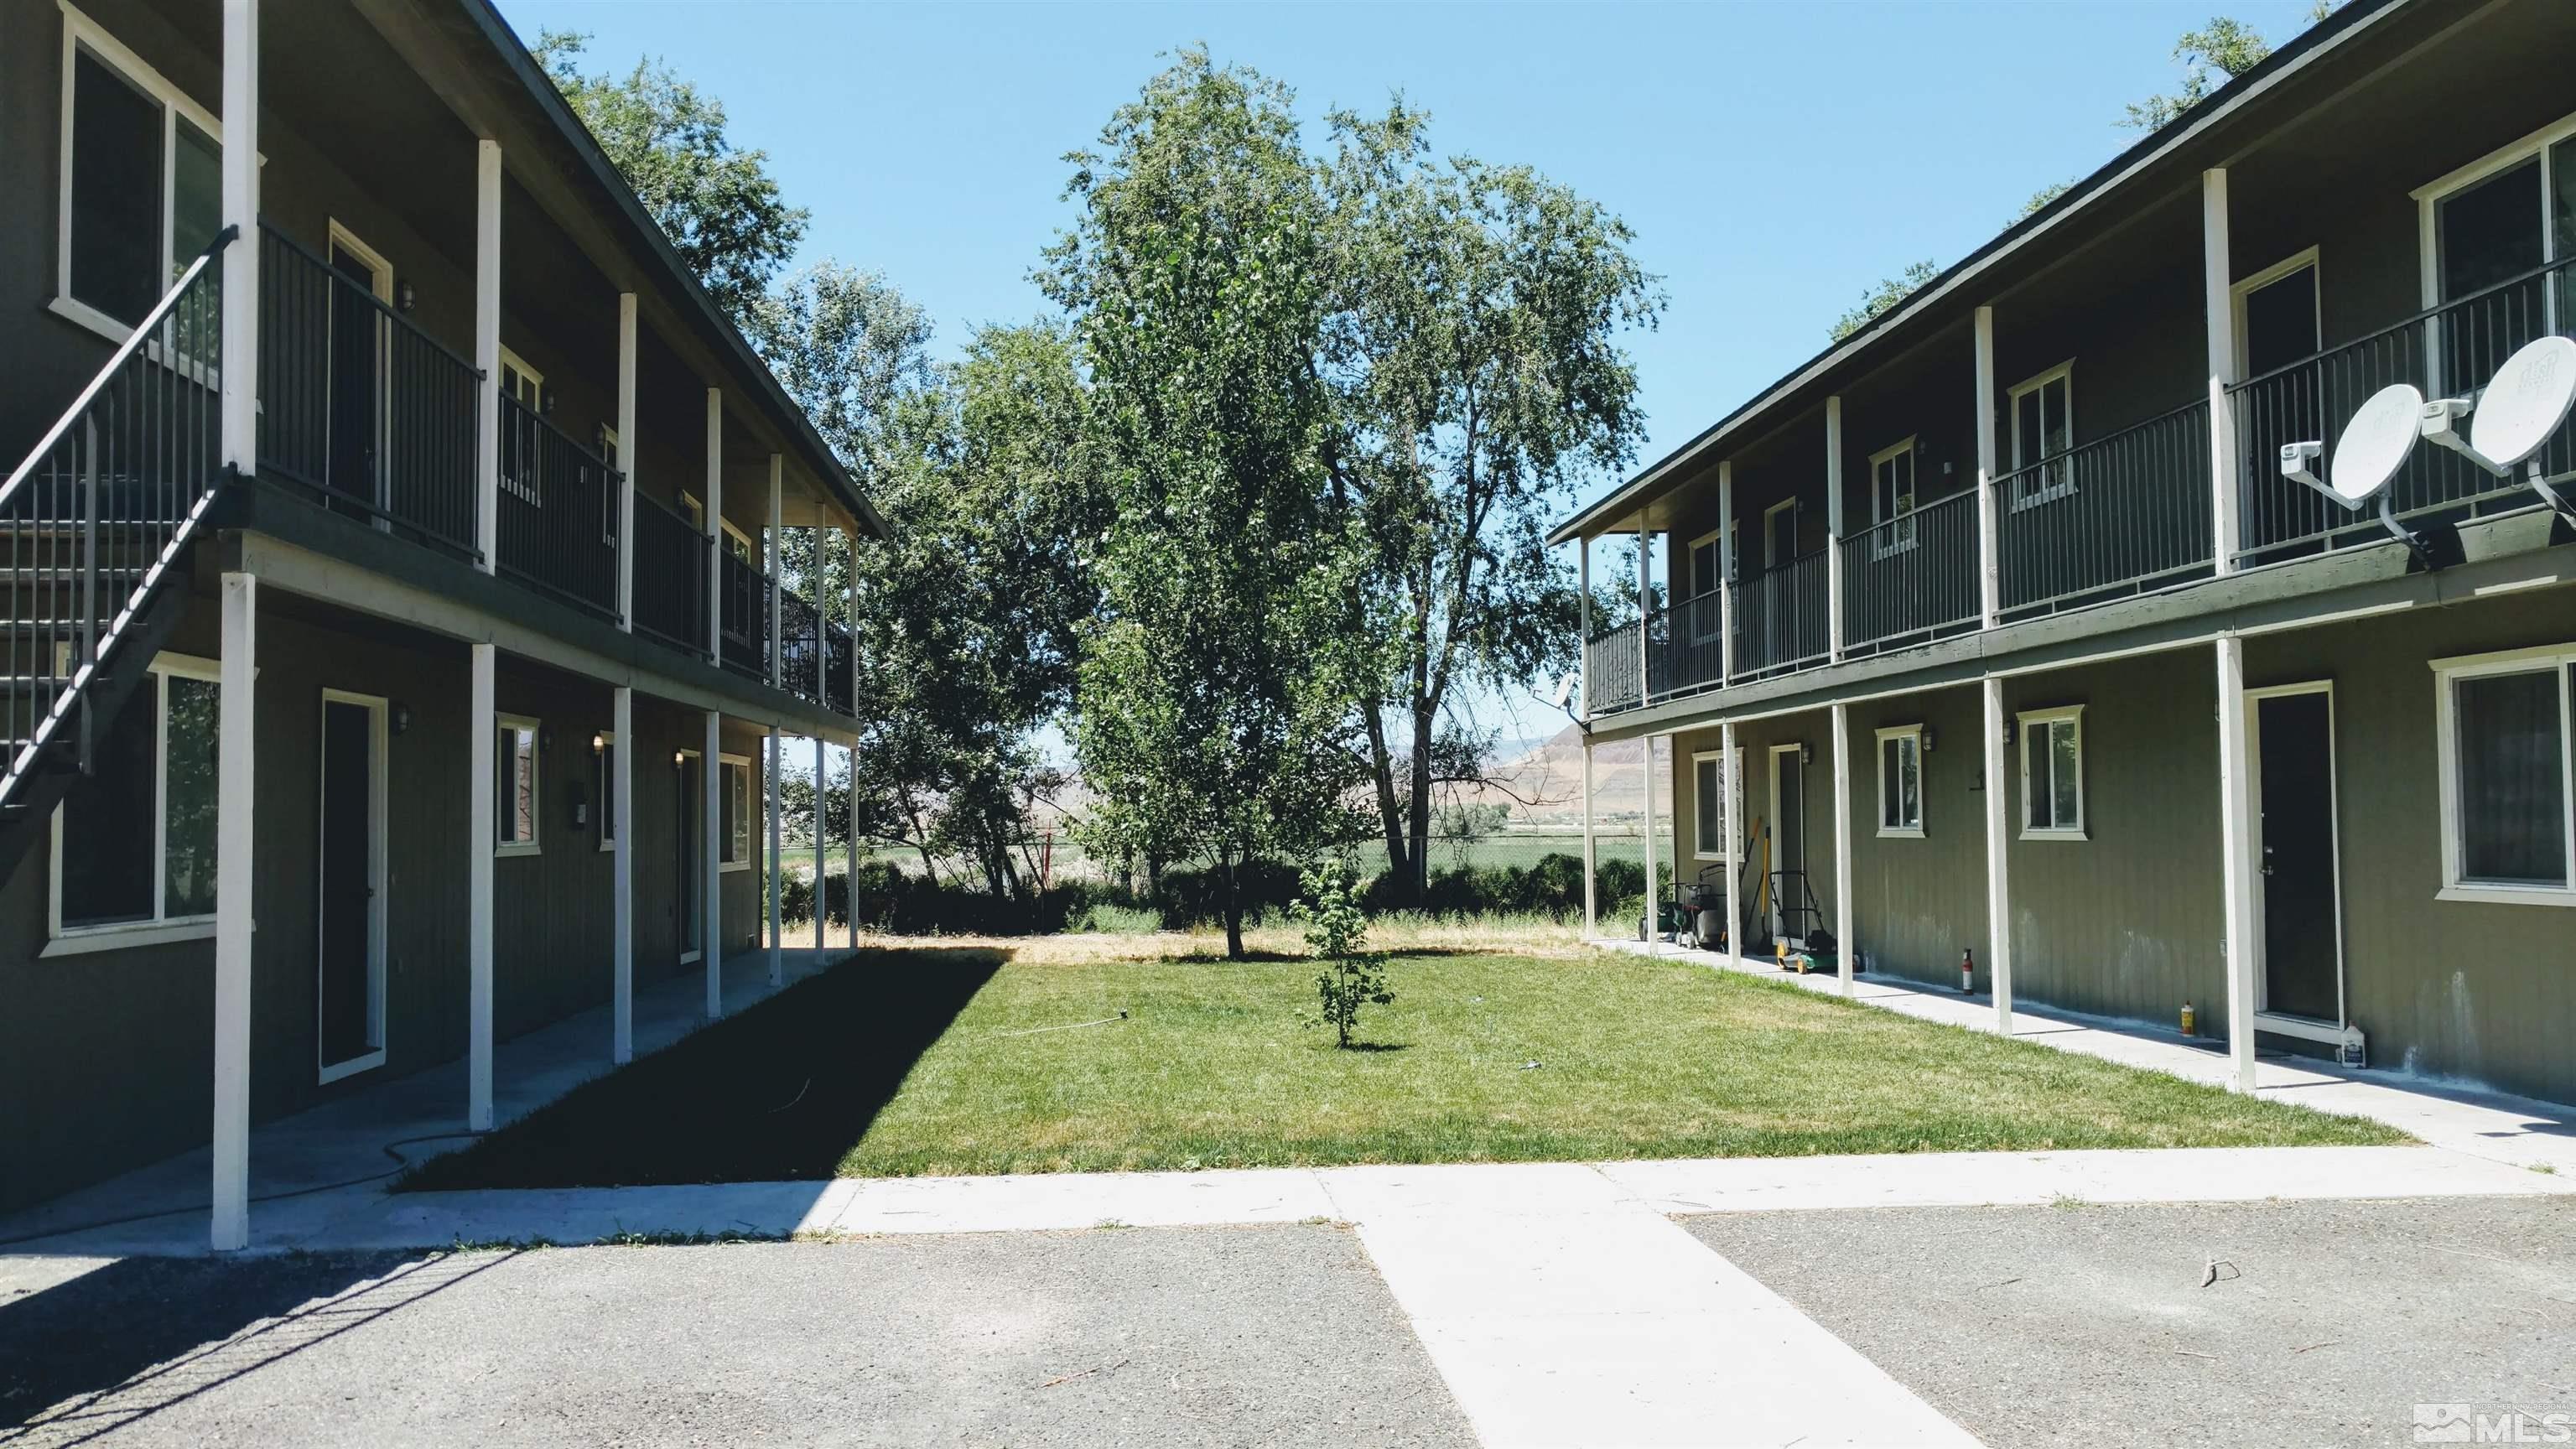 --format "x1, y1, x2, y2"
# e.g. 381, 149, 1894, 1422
1597, 937, 2576, 1176
0, 944, 854, 1255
